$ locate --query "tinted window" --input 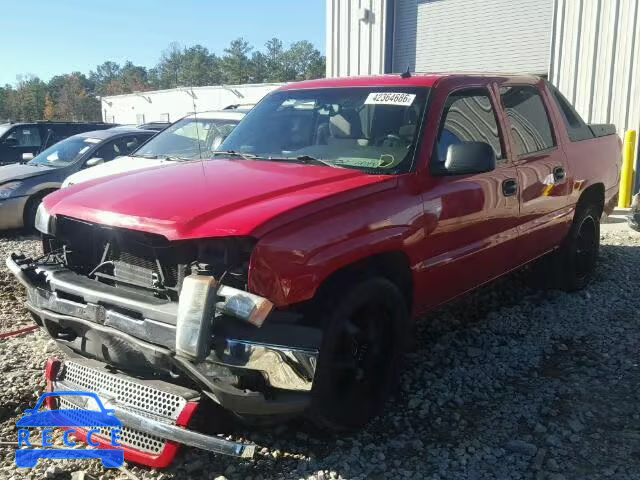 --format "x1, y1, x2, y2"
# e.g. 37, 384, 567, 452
136, 117, 242, 160
44, 125, 75, 147
92, 139, 124, 162
500, 86, 555, 155
549, 86, 594, 142
28, 137, 96, 168
436, 89, 503, 163
122, 135, 150, 154
7, 126, 41, 147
